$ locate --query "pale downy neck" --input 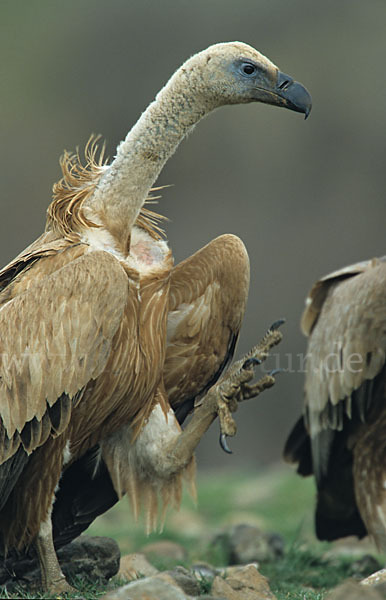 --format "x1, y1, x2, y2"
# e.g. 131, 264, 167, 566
86, 56, 217, 247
